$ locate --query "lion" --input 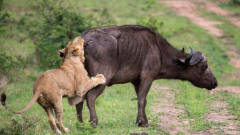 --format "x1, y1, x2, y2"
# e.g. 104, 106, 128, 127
0, 37, 106, 134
